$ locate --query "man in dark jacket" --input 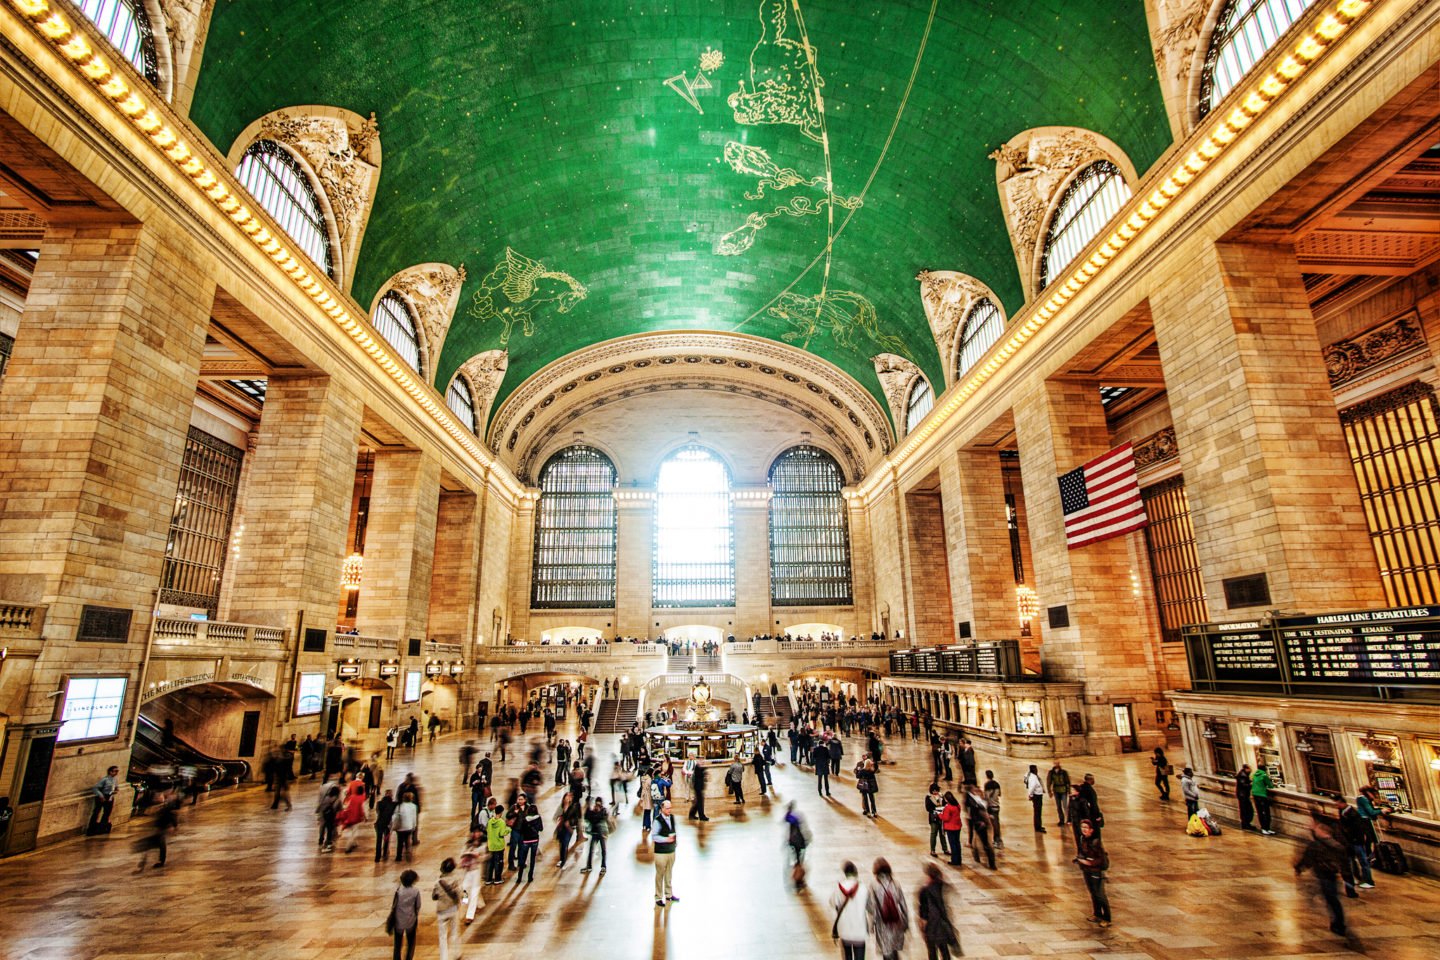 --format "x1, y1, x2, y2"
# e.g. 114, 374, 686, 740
958, 739, 978, 786
510, 794, 544, 884
810, 740, 831, 796
1295, 818, 1355, 936
374, 788, 396, 862
688, 764, 709, 820
1335, 798, 1373, 891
